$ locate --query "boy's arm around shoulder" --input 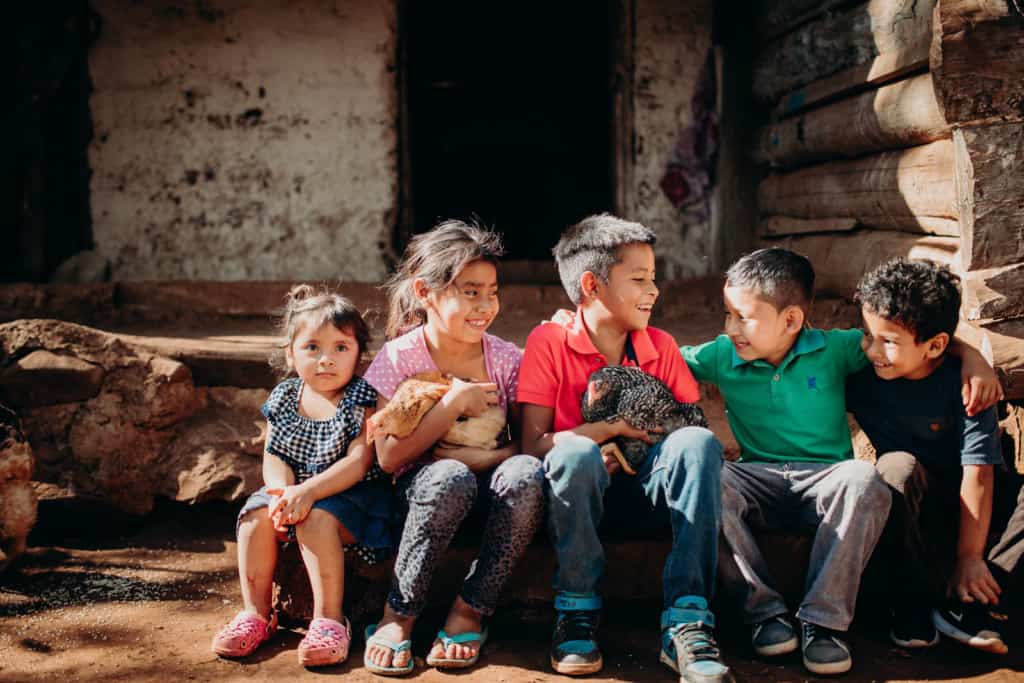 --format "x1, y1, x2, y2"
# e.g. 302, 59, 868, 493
647, 328, 700, 403
948, 332, 1004, 416
679, 335, 726, 388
